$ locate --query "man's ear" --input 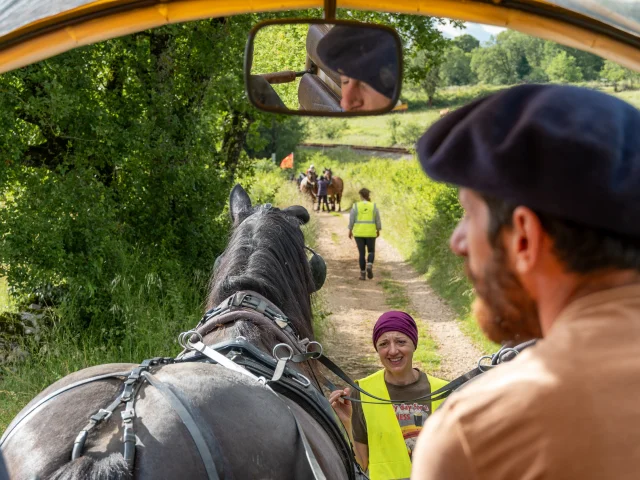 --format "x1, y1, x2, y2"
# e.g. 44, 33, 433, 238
509, 206, 544, 274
